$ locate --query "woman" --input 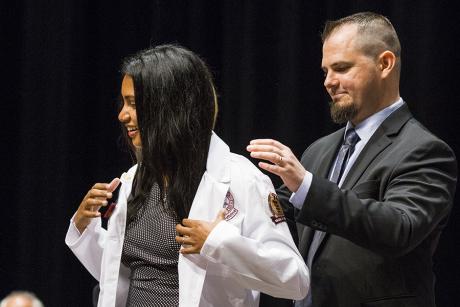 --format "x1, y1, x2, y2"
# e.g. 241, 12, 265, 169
65, 45, 309, 307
